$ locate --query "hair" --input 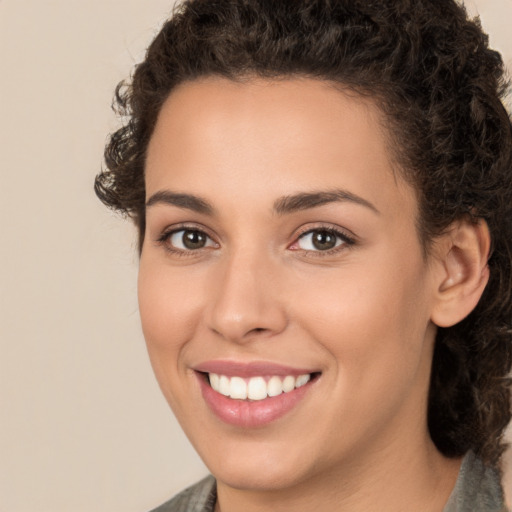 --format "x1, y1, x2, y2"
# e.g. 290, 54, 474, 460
95, 0, 512, 466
